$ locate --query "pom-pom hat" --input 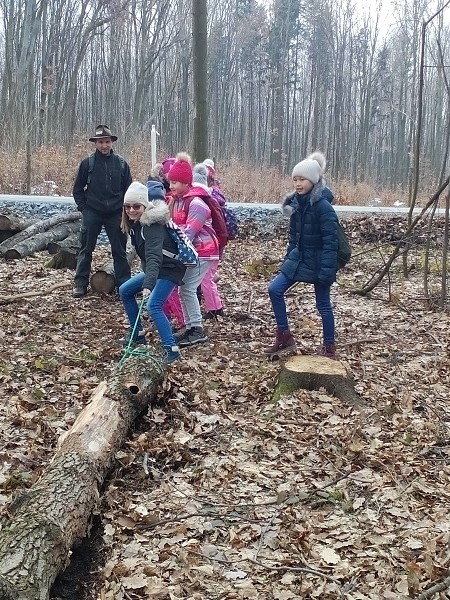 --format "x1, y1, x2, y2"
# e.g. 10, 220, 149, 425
193, 163, 209, 186
292, 151, 326, 184
167, 152, 193, 185
124, 182, 149, 207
